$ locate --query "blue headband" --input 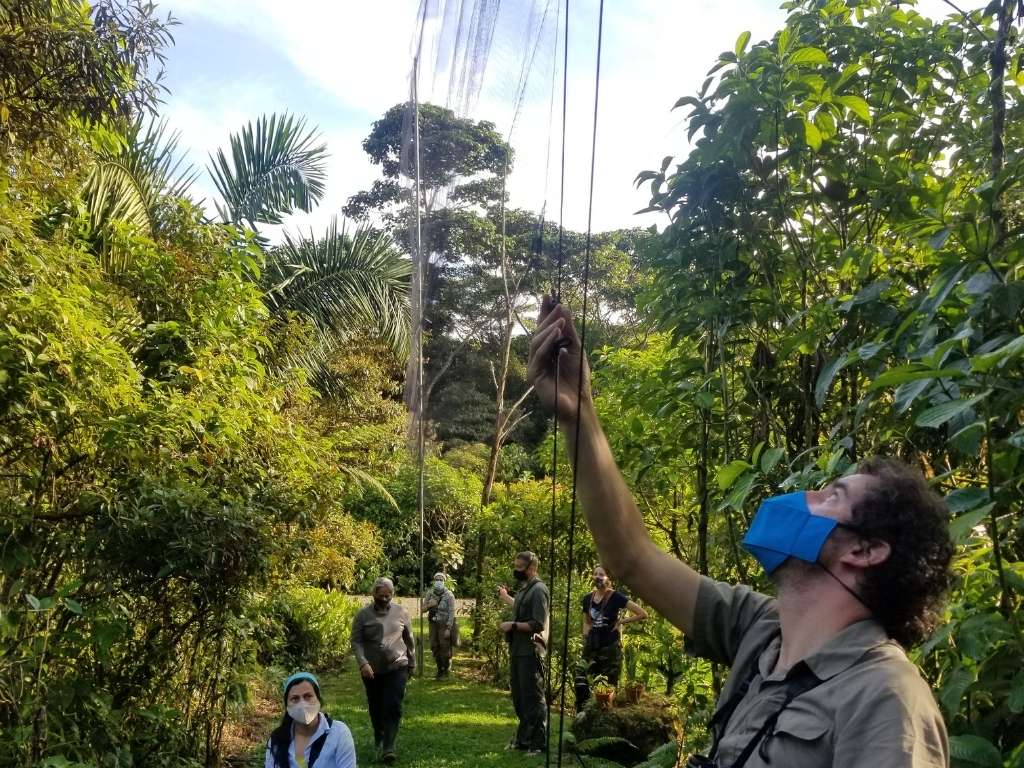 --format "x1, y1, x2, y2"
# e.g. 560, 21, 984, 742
282, 671, 320, 698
